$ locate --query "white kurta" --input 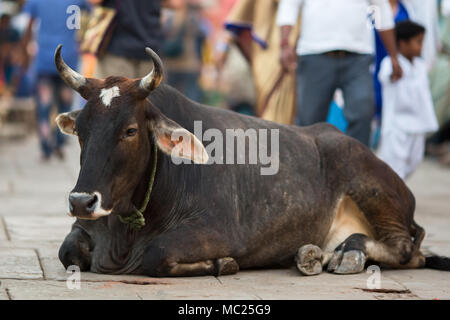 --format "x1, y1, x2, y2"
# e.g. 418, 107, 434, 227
276, 0, 394, 55
377, 55, 438, 179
